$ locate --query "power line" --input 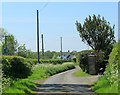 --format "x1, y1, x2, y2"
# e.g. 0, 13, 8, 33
40, 2, 49, 12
